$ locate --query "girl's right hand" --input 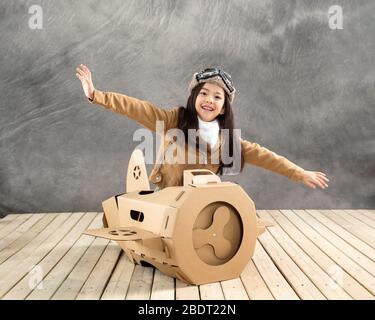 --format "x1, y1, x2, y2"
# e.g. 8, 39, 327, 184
76, 64, 95, 100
